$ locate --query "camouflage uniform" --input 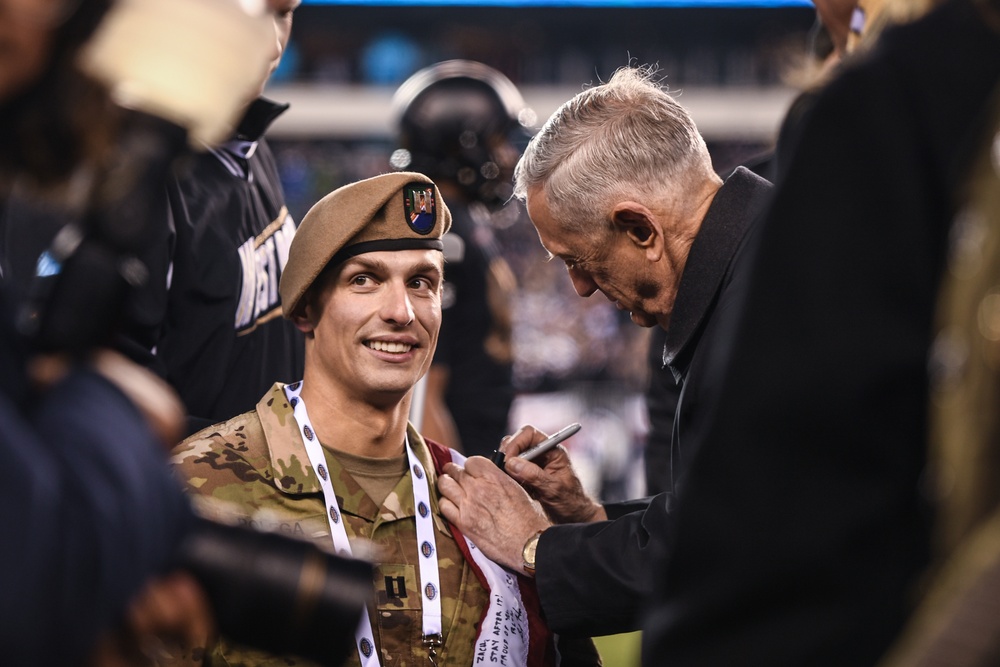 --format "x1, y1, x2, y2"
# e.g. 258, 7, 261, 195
172, 383, 491, 667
